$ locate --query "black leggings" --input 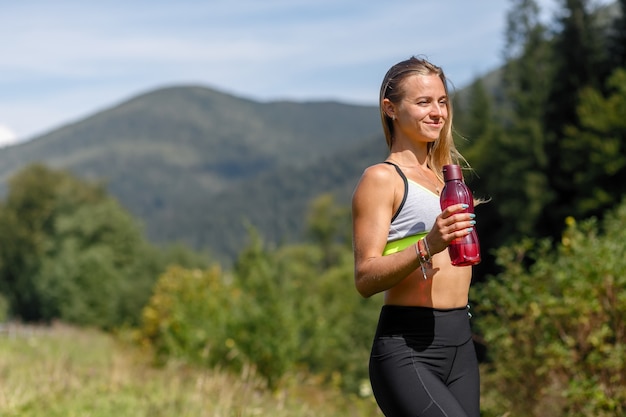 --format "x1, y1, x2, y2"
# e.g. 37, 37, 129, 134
369, 305, 480, 417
